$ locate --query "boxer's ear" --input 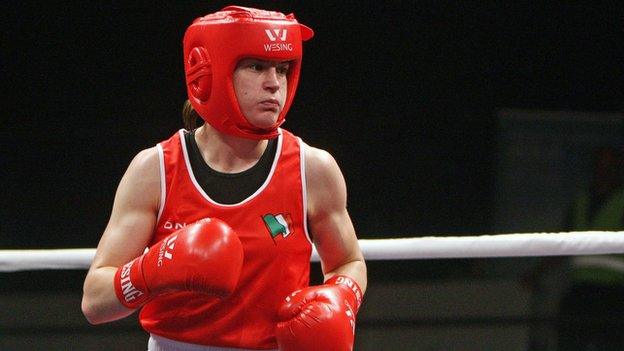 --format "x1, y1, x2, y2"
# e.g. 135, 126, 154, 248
185, 47, 212, 103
